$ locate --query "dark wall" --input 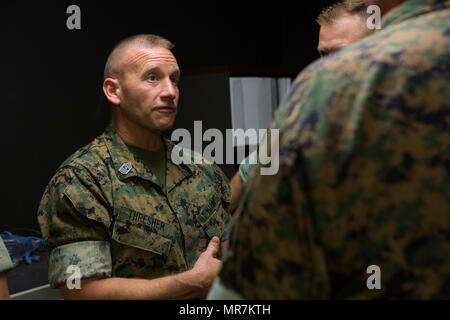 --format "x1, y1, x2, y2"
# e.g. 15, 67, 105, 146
0, 1, 335, 234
